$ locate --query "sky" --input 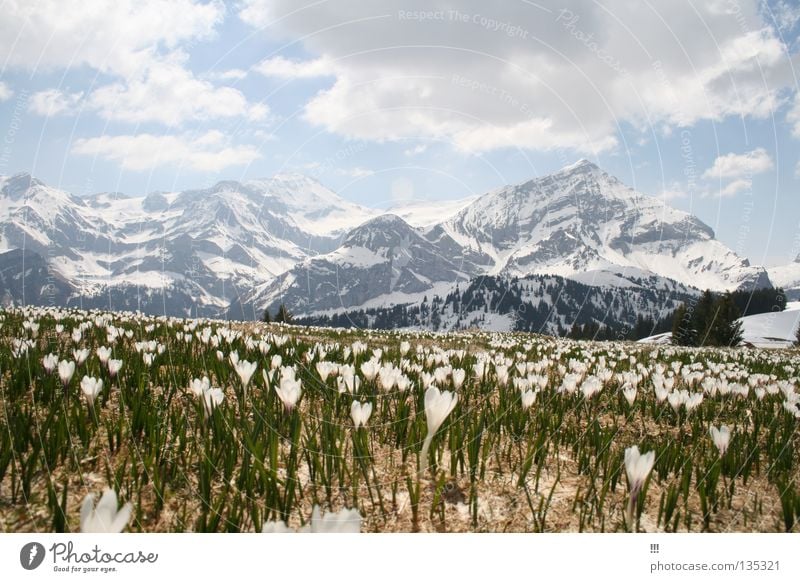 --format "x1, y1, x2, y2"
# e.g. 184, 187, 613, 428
1, 0, 800, 266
